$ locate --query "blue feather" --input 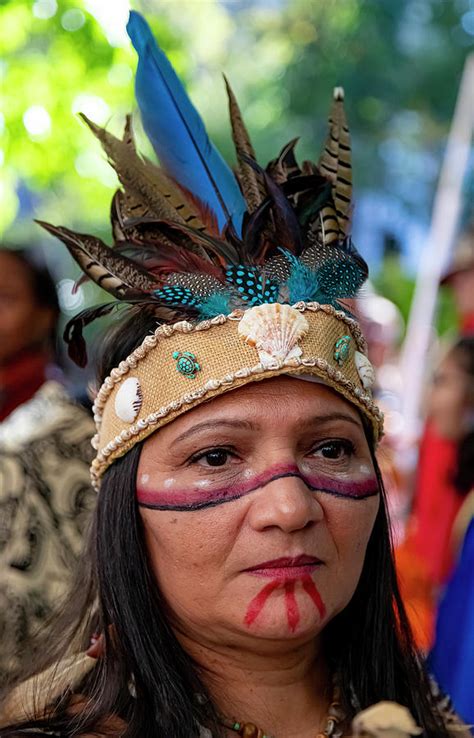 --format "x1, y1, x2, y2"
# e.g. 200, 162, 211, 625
196, 291, 233, 319
154, 285, 198, 307
127, 11, 246, 235
281, 251, 323, 304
